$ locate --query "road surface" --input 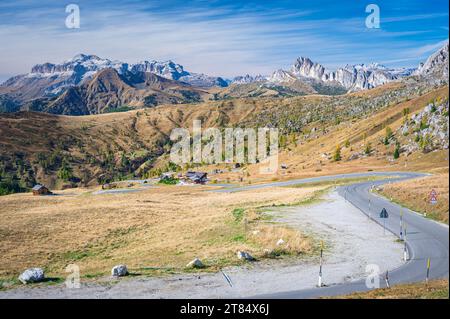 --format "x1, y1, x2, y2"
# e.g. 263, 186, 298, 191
226, 171, 448, 298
